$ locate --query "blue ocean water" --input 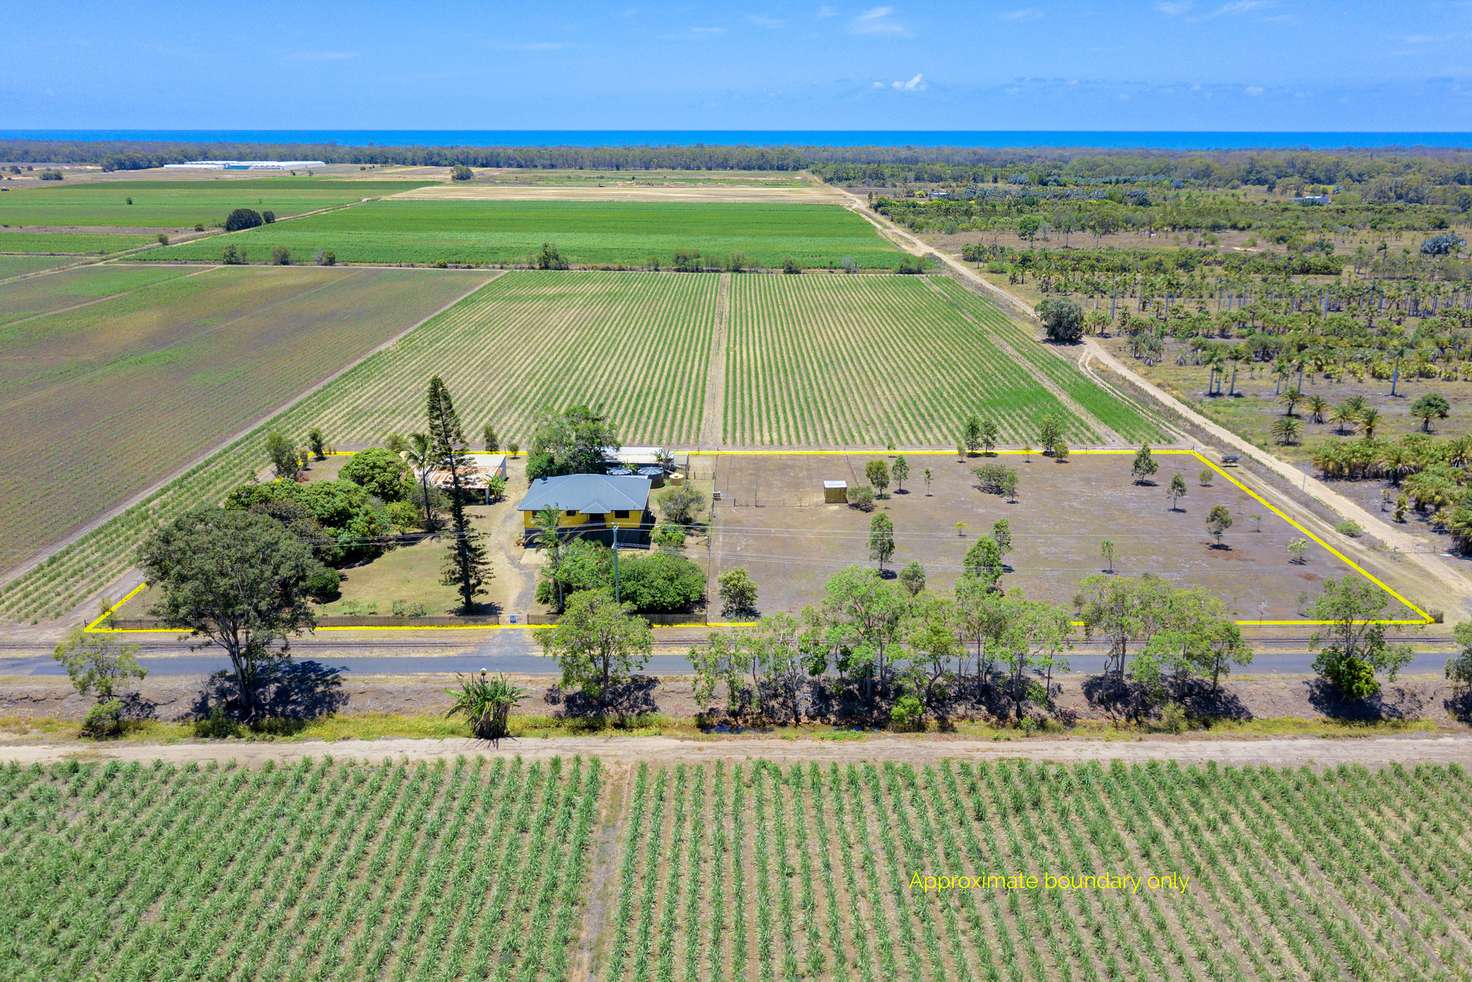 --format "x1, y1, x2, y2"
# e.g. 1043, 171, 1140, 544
3, 129, 1471, 151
